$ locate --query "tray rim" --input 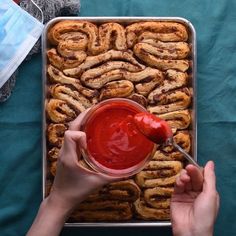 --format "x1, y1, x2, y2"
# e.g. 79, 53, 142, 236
41, 16, 197, 227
